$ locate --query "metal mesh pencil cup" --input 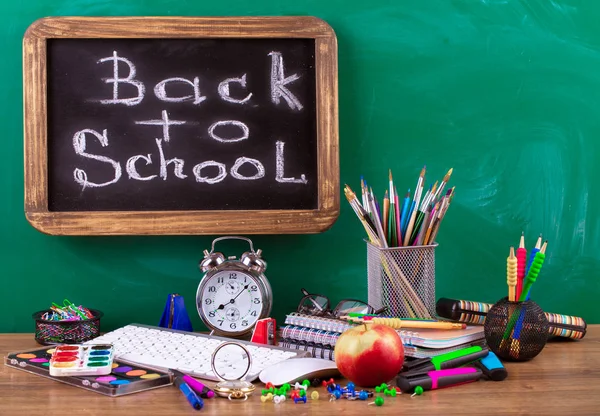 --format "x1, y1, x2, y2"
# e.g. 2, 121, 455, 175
484, 297, 548, 361
32, 309, 103, 345
366, 242, 437, 319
